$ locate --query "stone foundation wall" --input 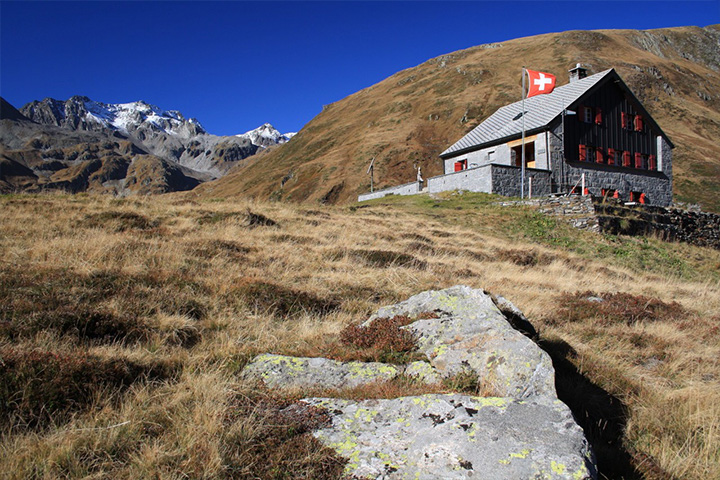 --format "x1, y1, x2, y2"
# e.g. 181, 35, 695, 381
491, 165, 553, 198
427, 165, 493, 194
